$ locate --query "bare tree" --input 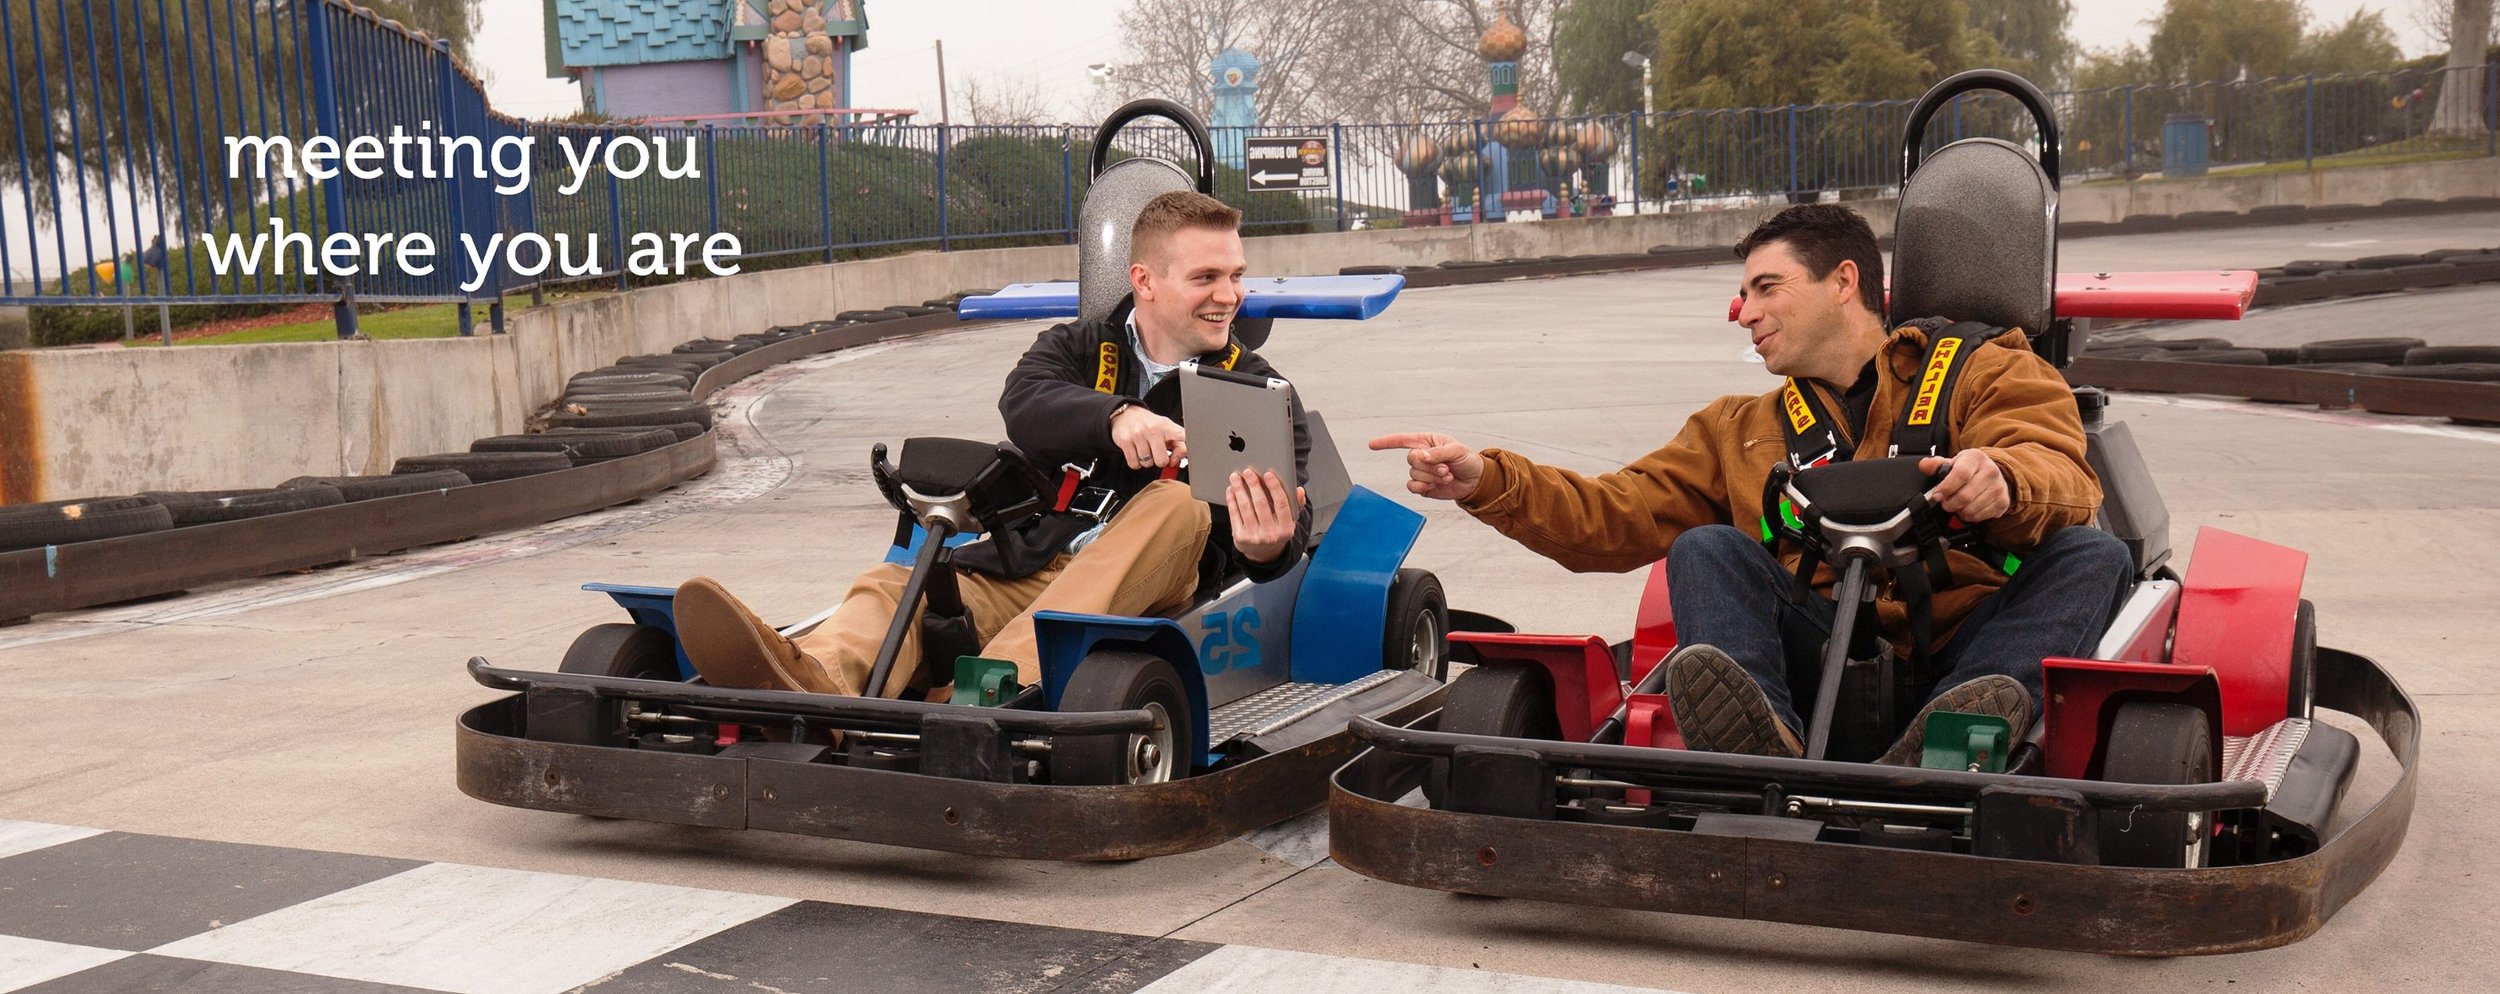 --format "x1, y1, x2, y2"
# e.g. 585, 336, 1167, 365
1110, 0, 1562, 126
2427, 0, 2494, 134
960, 75, 1061, 126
